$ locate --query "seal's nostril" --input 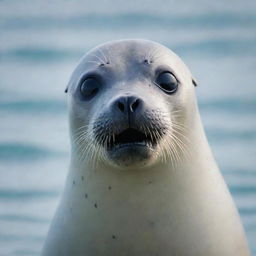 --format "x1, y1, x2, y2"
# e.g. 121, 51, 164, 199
117, 101, 125, 112
114, 96, 142, 114
130, 99, 140, 112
